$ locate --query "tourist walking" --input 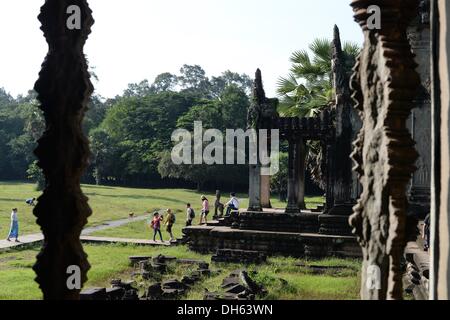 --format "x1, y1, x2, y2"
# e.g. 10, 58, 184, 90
165, 209, 176, 242
225, 192, 240, 216
6, 208, 20, 242
186, 203, 195, 226
199, 195, 209, 225
150, 212, 164, 242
